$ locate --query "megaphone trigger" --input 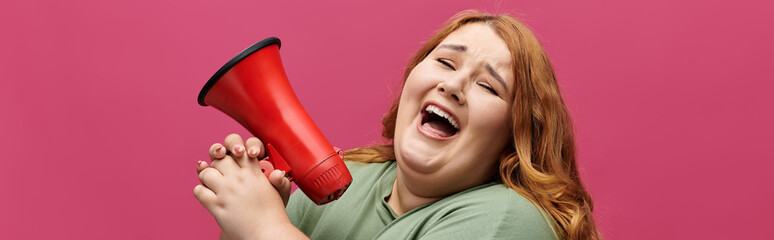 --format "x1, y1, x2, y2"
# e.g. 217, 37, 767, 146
265, 143, 292, 180
257, 159, 275, 178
